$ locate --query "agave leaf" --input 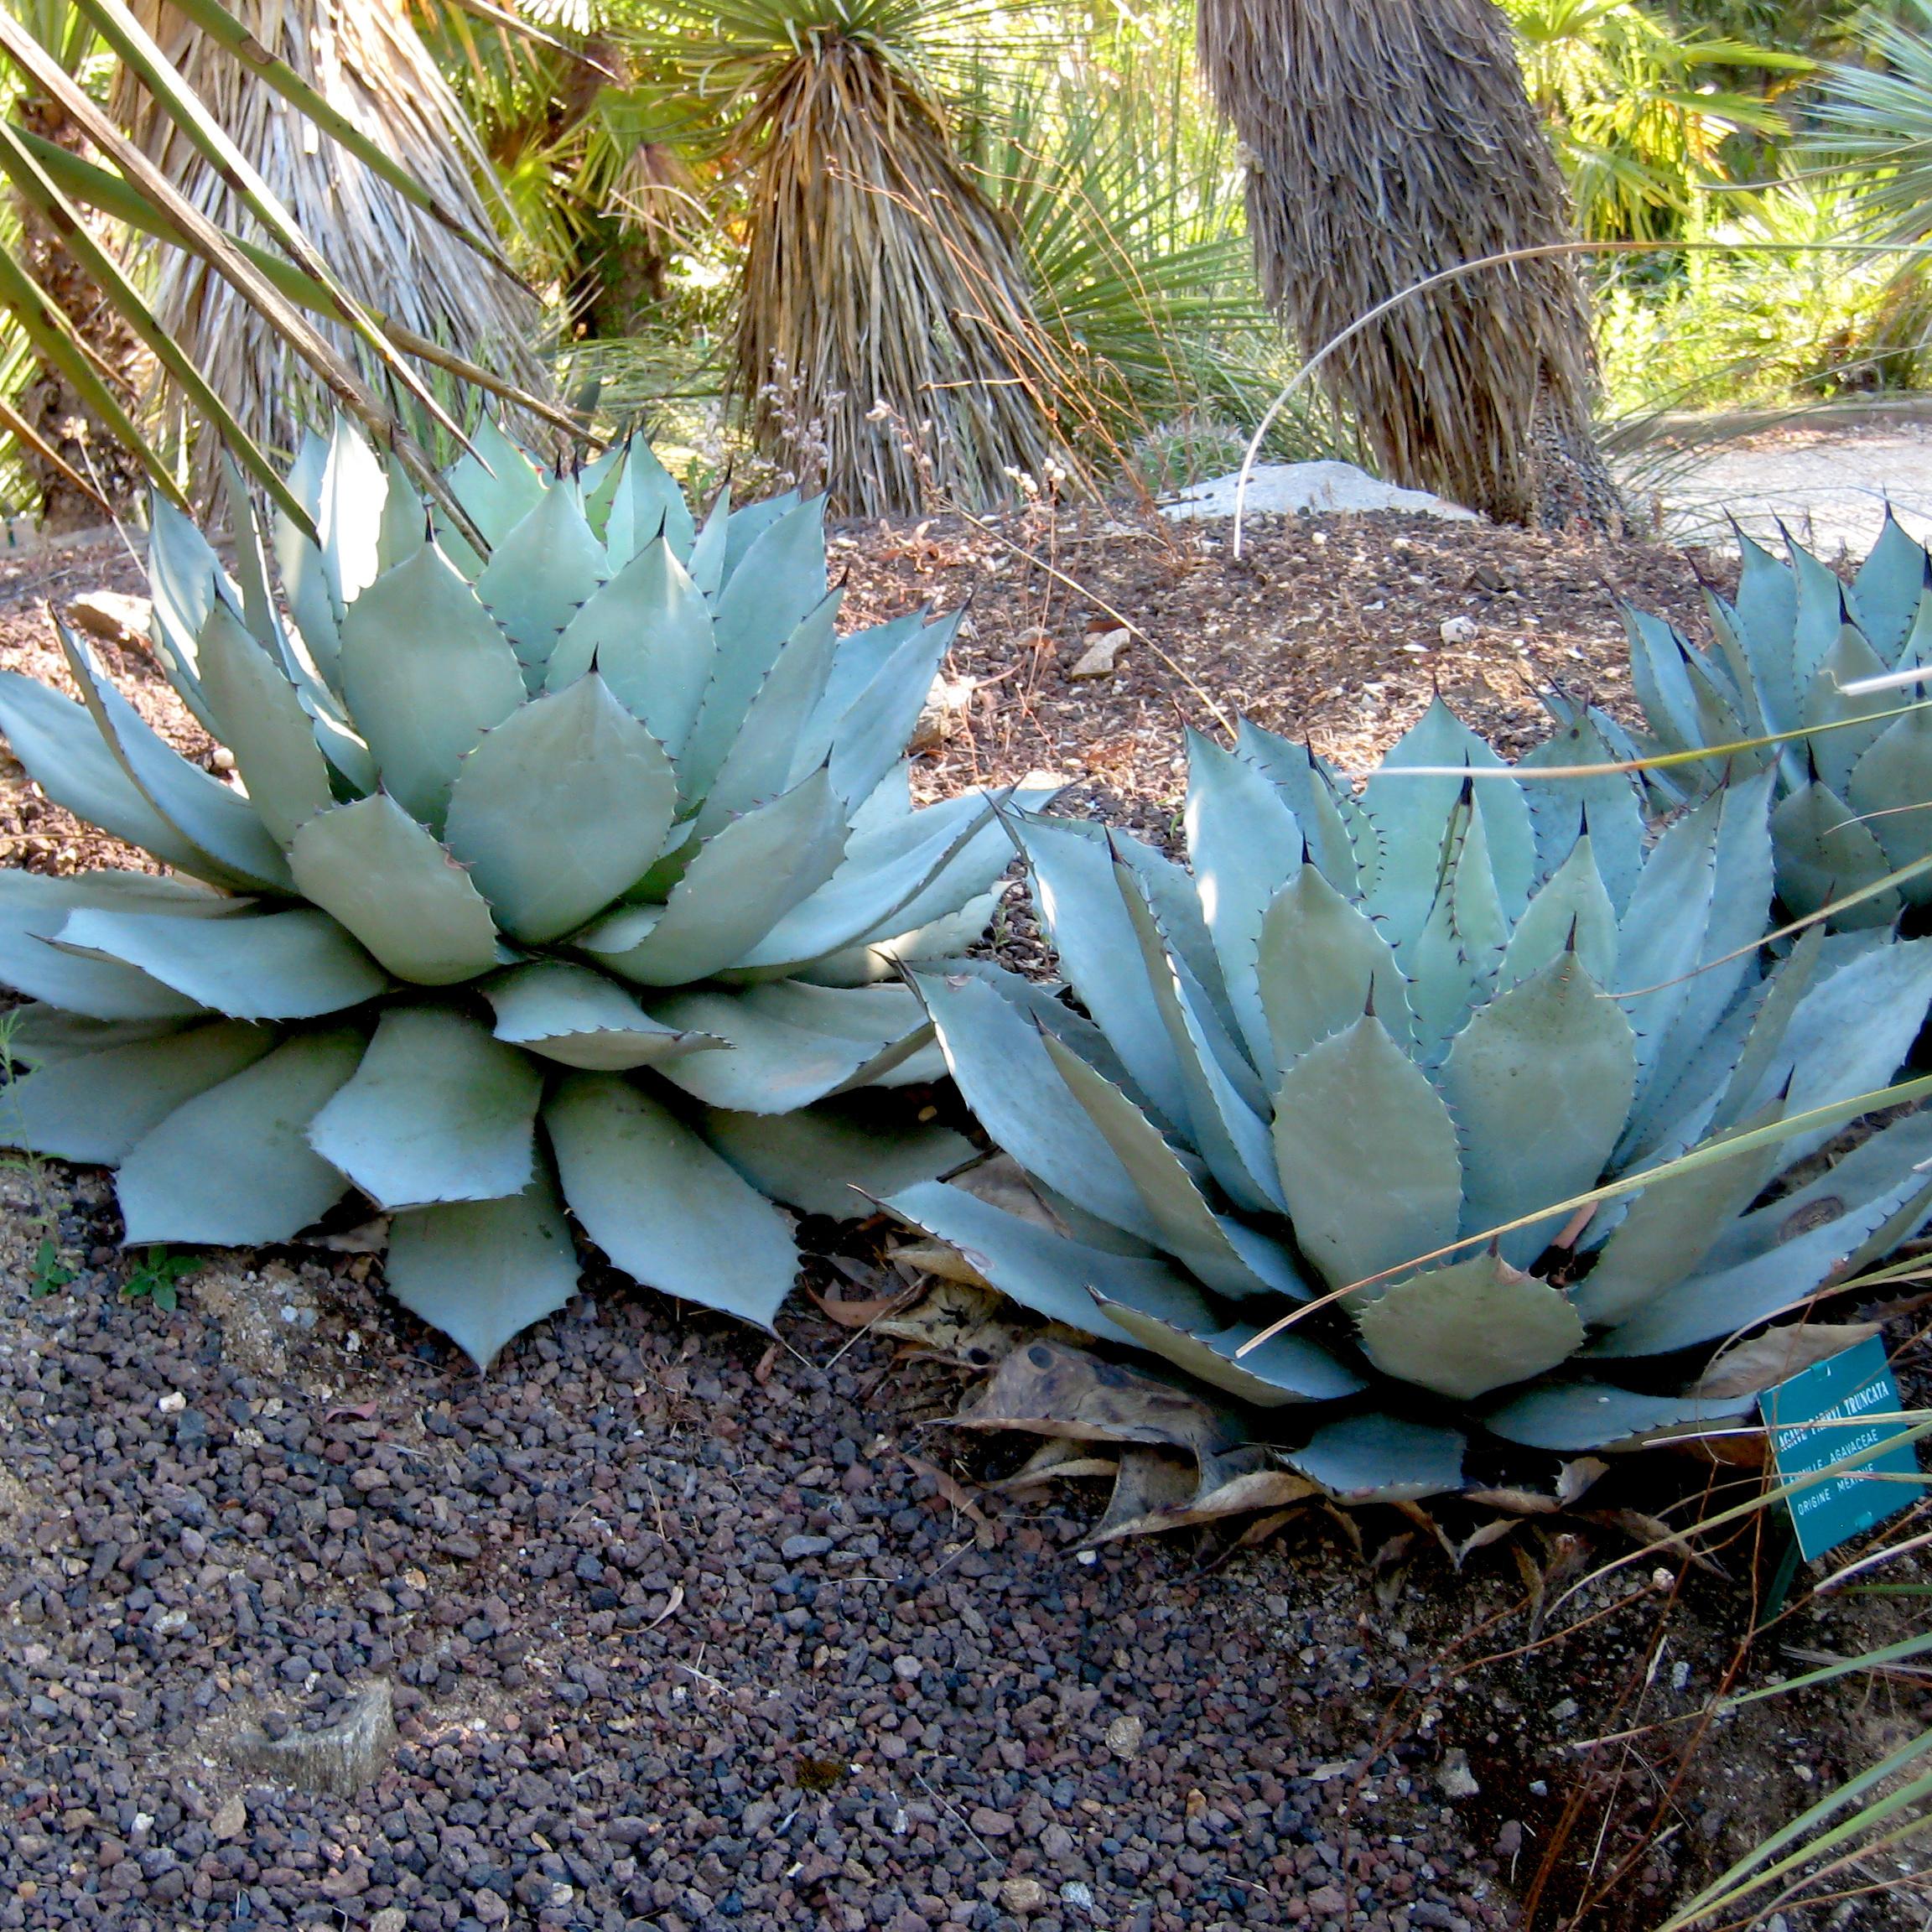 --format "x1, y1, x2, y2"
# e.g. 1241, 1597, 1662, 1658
1616, 975, 1767, 1176
1040, 1029, 1305, 1302
1576, 1098, 1789, 1327
484, 961, 719, 1070
544, 1072, 798, 1329
2, 1005, 187, 1067
604, 436, 696, 568
1271, 1014, 1462, 1296
824, 613, 961, 809
1731, 531, 1800, 730
144, 493, 224, 711
547, 538, 716, 761
195, 599, 335, 846
1362, 697, 1536, 941
59, 627, 293, 891
1516, 716, 1647, 915
1014, 814, 1190, 1131
813, 612, 925, 736
1803, 626, 1897, 795
886, 1178, 1195, 1345
1484, 1382, 1755, 1452
1406, 801, 1510, 1051
1441, 951, 1636, 1269
1256, 862, 1414, 1067
1661, 771, 1779, 1072
722, 792, 992, 977
1713, 926, 1826, 1132
1614, 791, 1720, 1095
1355, 1251, 1585, 1400
1846, 704, 1932, 906
474, 480, 606, 688
1183, 729, 1306, 1078
273, 431, 344, 688
0, 906, 205, 1022
316, 415, 387, 611
645, 980, 932, 1113
336, 543, 525, 832
377, 464, 426, 575
289, 793, 501, 985
443, 675, 678, 943
387, 1177, 581, 1370
1285, 1413, 1466, 1504
306, 1005, 540, 1210
1679, 635, 1751, 756
1, 1020, 274, 1161
911, 965, 1161, 1242
52, 906, 387, 1021
1593, 1162, 1932, 1358
1093, 1291, 1365, 1406
1848, 512, 1926, 660
1770, 780, 1901, 929
0, 872, 242, 1006
1235, 719, 1368, 895
1623, 608, 1706, 762
680, 497, 829, 799
686, 480, 730, 595
116, 1029, 364, 1244
809, 805, 1021, 969
1790, 538, 1852, 693
720, 491, 799, 580
1115, 862, 1278, 1213
1499, 836, 1618, 989
437, 414, 545, 576
698, 589, 844, 831
812, 886, 1002, 987
578, 770, 847, 985
702, 1098, 971, 1218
